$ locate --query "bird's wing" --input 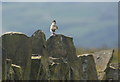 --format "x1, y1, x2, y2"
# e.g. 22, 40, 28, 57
55, 25, 58, 29
51, 25, 58, 29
